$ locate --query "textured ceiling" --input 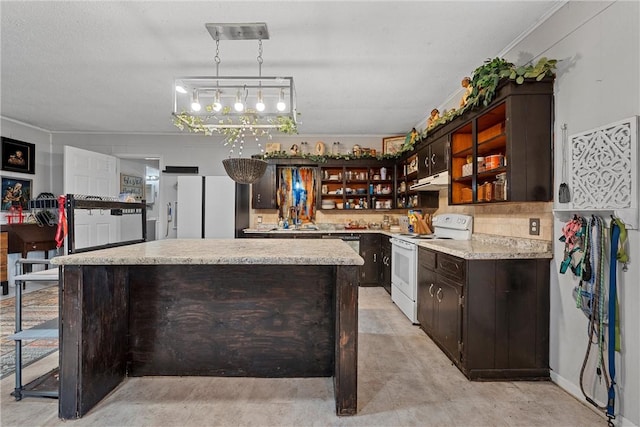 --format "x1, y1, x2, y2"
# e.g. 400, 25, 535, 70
1, 1, 561, 136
